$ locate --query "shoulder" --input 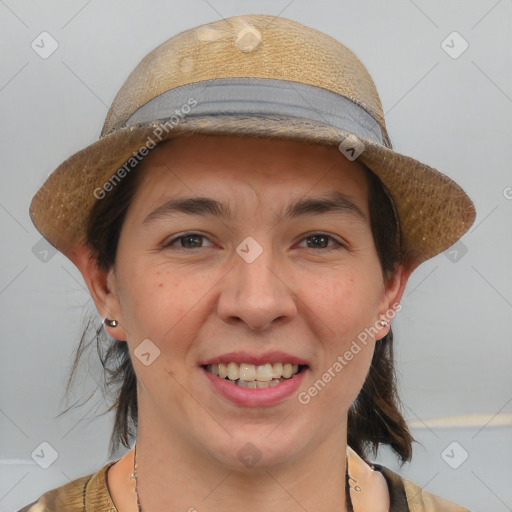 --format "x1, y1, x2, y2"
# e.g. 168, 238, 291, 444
17, 461, 118, 512
377, 464, 471, 512
401, 476, 470, 512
